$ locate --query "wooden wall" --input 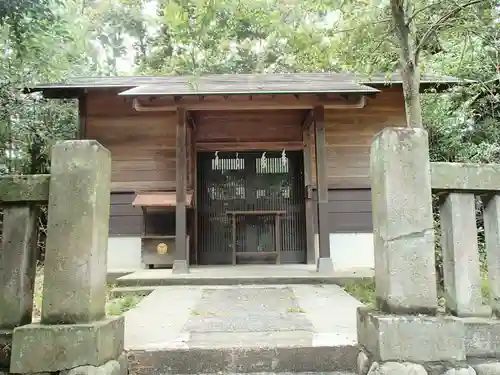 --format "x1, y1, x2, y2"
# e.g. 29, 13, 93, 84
84, 90, 186, 192
194, 109, 305, 145
84, 88, 405, 193
311, 88, 407, 188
